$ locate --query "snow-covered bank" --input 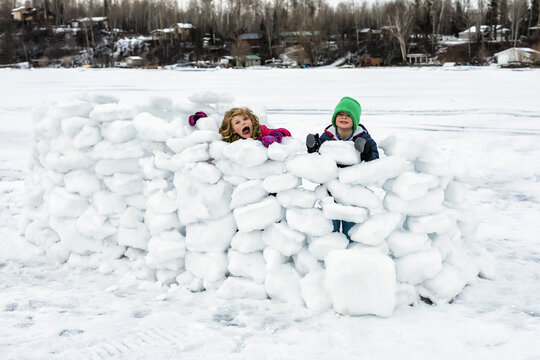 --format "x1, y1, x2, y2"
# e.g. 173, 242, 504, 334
1, 68, 540, 359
